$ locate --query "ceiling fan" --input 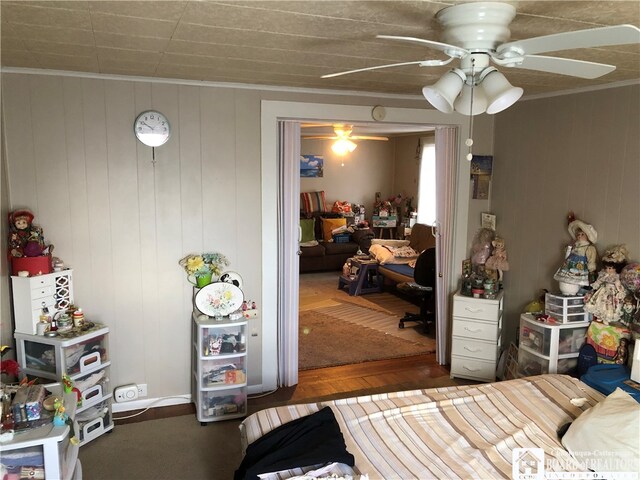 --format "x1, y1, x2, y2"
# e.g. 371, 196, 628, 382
322, 2, 640, 115
302, 124, 388, 155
